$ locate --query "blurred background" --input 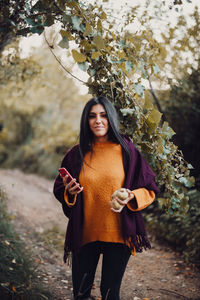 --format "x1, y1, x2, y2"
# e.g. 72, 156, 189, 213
0, 1, 200, 295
